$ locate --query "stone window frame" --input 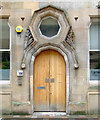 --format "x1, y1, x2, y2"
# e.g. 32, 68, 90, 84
0, 15, 11, 84
89, 15, 100, 85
